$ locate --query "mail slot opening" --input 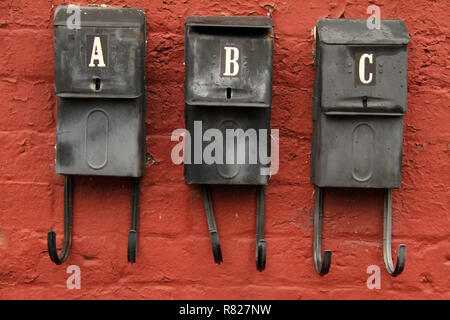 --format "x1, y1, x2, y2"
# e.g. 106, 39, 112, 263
362, 96, 368, 108
92, 77, 102, 92
226, 87, 232, 99
189, 26, 272, 37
